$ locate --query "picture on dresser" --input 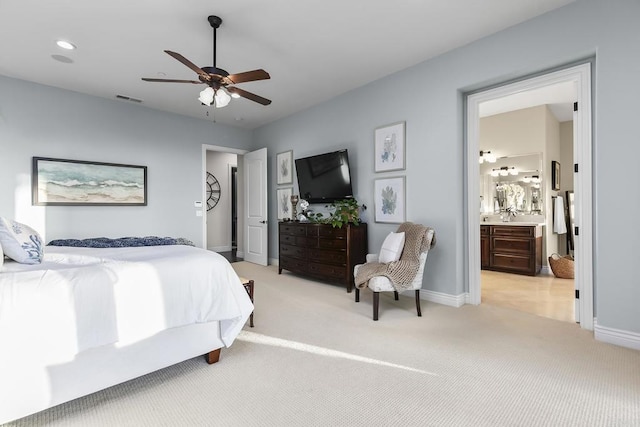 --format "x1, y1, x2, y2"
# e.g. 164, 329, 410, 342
276, 187, 293, 220
374, 176, 405, 223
